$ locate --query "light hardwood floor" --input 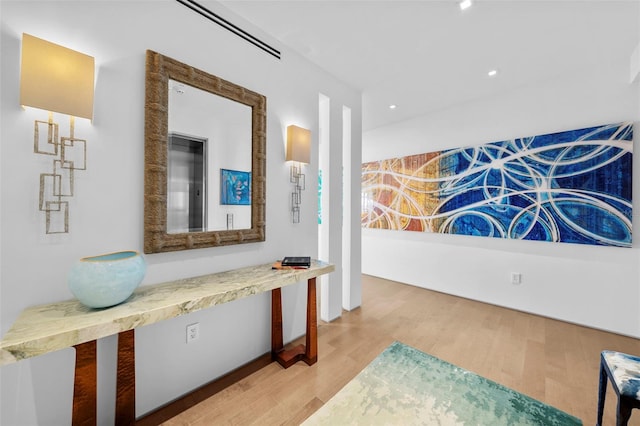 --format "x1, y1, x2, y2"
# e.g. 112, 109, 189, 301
164, 274, 640, 425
